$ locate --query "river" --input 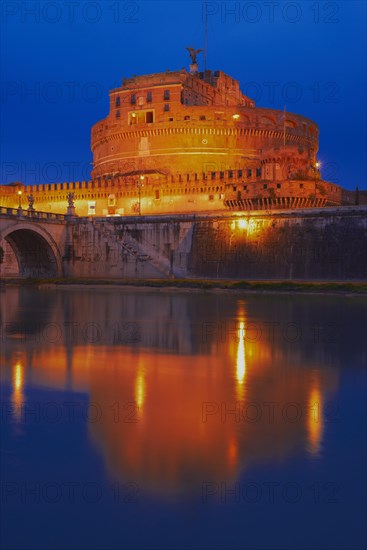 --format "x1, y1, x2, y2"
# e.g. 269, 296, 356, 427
1, 287, 366, 550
